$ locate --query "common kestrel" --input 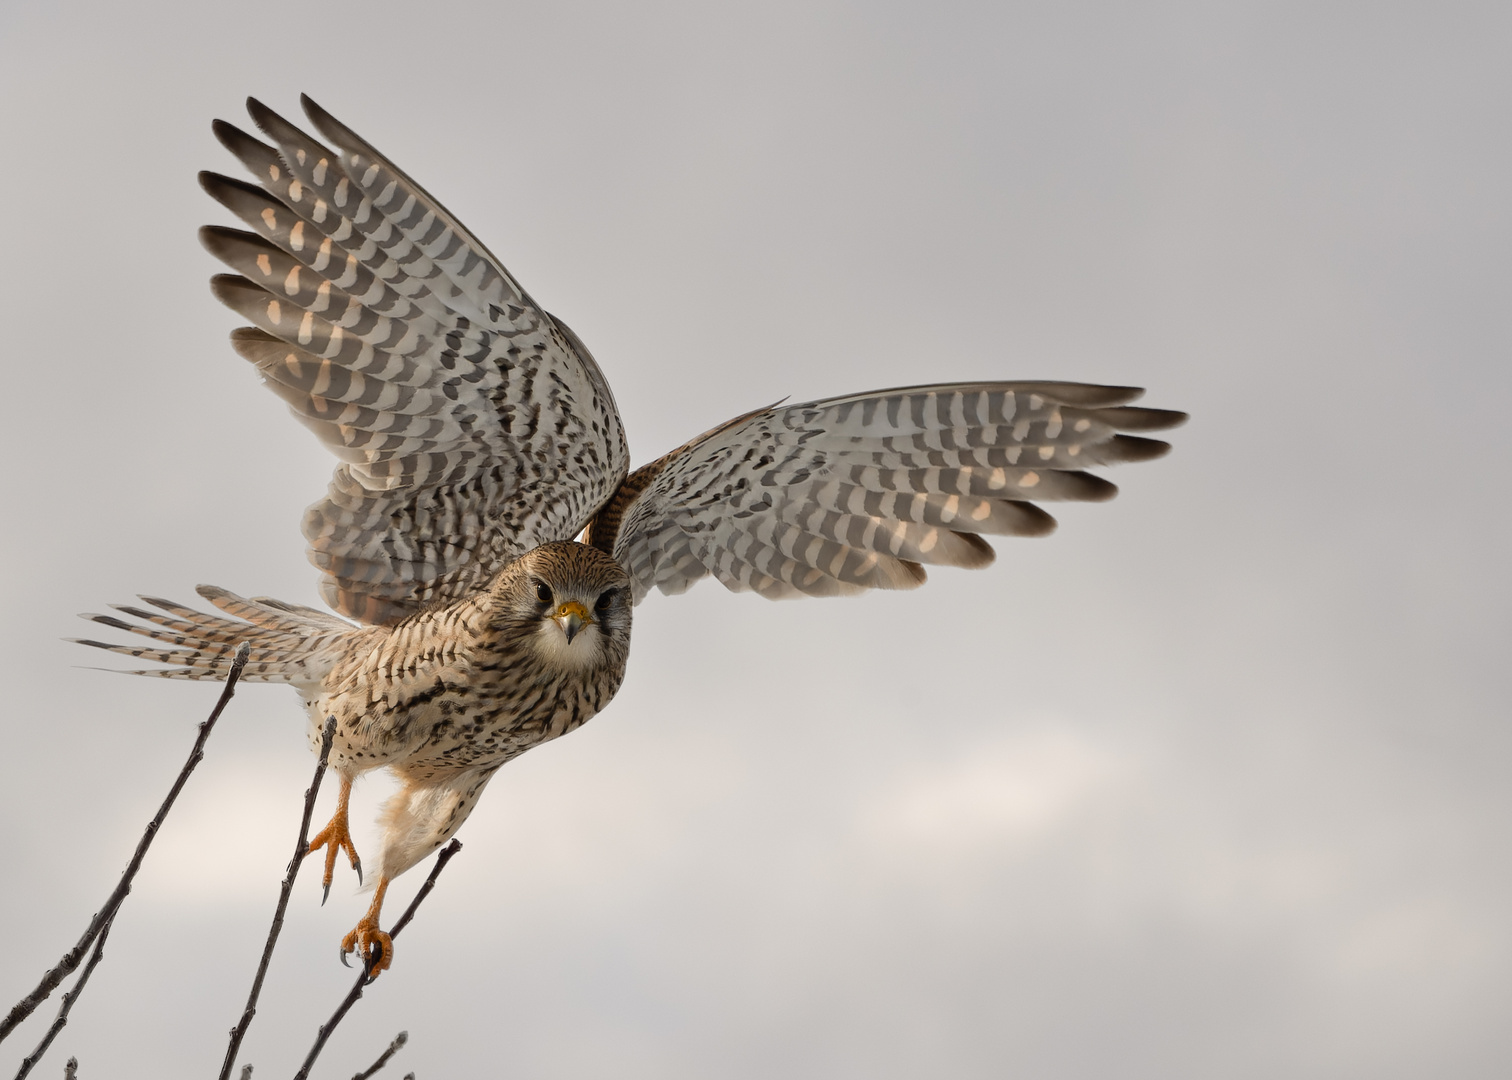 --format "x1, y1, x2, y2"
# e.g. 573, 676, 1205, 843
79, 95, 1186, 973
